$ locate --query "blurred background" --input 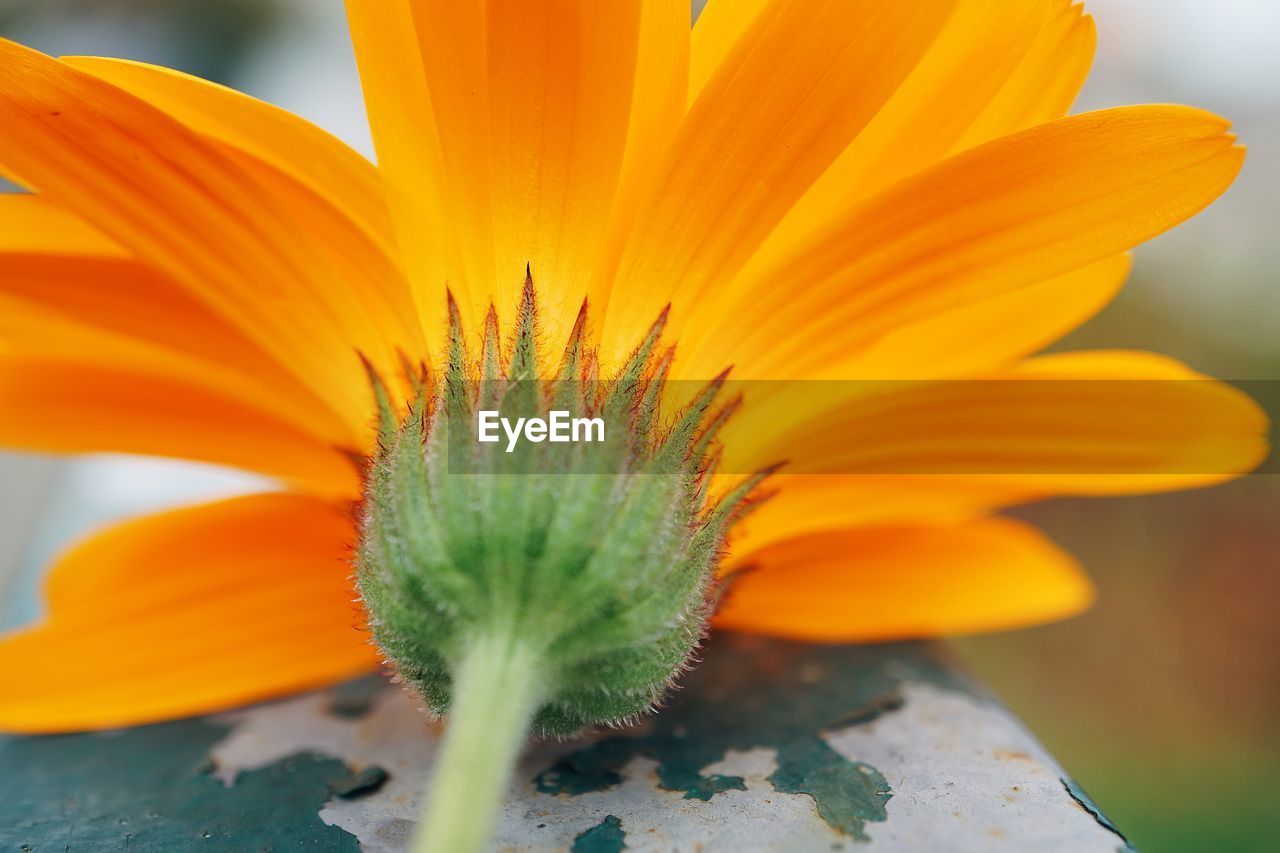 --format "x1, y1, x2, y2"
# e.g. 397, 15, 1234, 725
0, 1, 1275, 849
